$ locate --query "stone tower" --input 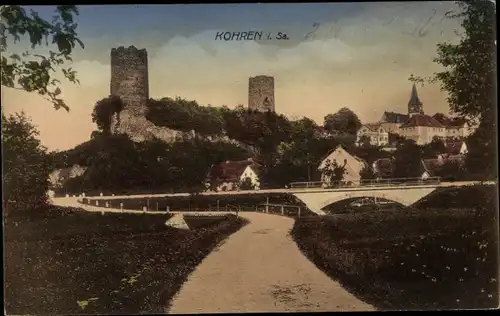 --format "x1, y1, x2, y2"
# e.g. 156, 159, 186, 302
110, 46, 149, 135
408, 83, 424, 117
248, 75, 275, 112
